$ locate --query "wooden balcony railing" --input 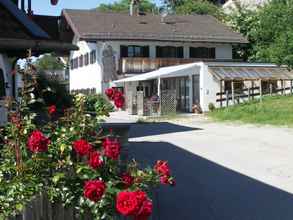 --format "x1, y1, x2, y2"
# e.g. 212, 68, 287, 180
119, 58, 239, 74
